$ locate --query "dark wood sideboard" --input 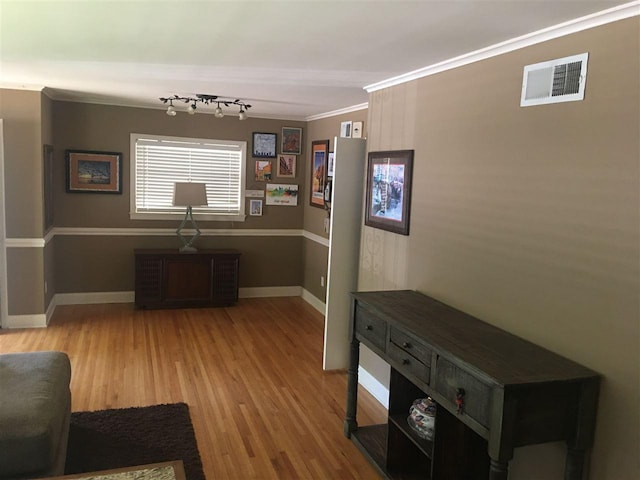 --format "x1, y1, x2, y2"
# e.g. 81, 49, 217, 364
345, 290, 600, 480
134, 249, 239, 309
